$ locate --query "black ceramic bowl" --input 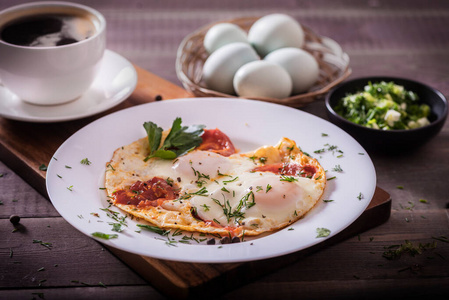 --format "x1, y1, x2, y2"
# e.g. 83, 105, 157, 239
325, 76, 448, 152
